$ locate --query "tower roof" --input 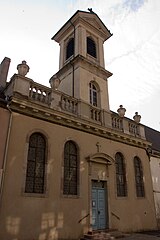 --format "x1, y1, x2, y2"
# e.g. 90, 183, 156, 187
52, 10, 112, 42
